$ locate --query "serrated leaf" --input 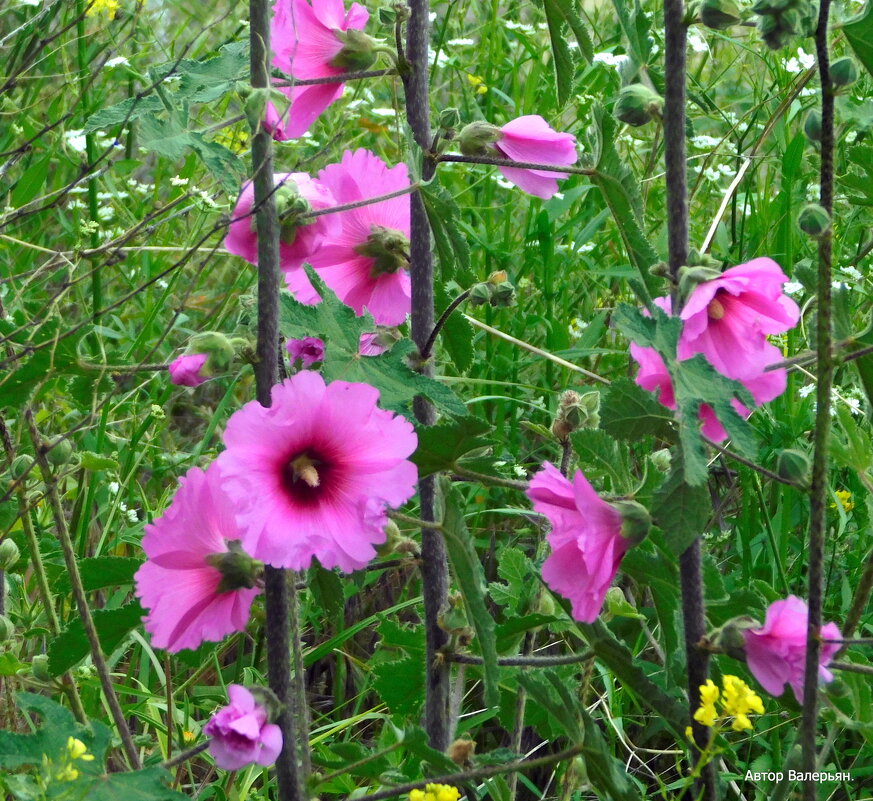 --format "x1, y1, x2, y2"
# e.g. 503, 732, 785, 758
845, 4, 873, 80
372, 656, 424, 716
54, 556, 142, 595
543, 0, 576, 106
279, 271, 466, 418
542, 0, 594, 63
412, 416, 492, 476
598, 378, 674, 442
435, 283, 474, 372
441, 479, 499, 708
651, 465, 711, 555
308, 563, 345, 621
173, 41, 249, 103
48, 601, 143, 675
517, 671, 583, 741
488, 547, 534, 613
84, 96, 165, 133
420, 181, 473, 284
81, 766, 189, 801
